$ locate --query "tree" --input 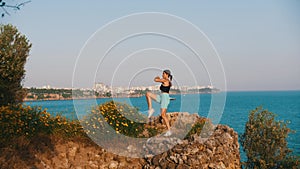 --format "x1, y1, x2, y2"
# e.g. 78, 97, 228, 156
0, 0, 31, 17
0, 24, 31, 106
241, 106, 299, 169
105, 92, 111, 97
